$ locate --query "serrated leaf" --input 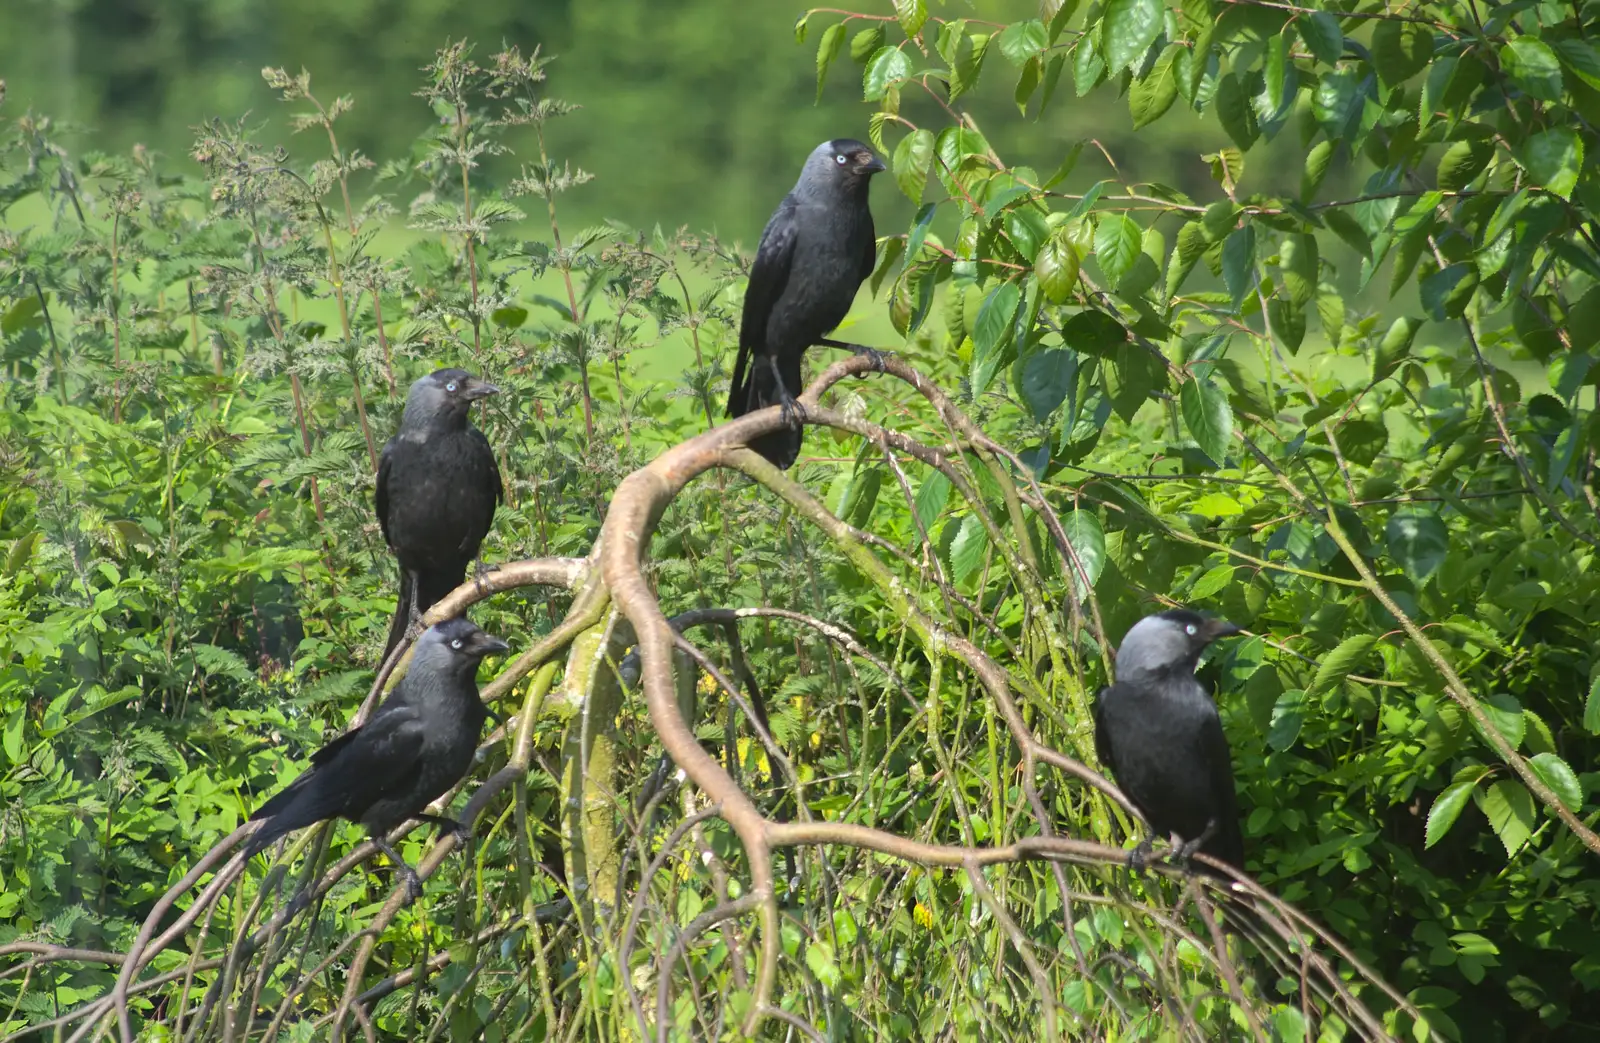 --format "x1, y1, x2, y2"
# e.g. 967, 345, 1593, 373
1311, 634, 1376, 695
999, 19, 1047, 65
1478, 780, 1536, 857
1221, 224, 1256, 308
1312, 69, 1360, 136
1478, 697, 1526, 751
971, 281, 1022, 396
1520, 128, 1583, 200
1298, 11, 1343, 66
1181, 377, 1233, 466
1374, 316, 1421, 381
1371, 20, 1432, 86
1061, 509, 1105, 599
1190, 564, 1235, 600
1425, 780, 1478, 848
1554, 38, 1600, 90
1035, 230, 1082, 304
817, 23, 847, 101
1529, 752, 1583, 811
1129, 44, 1181, 128
894, 0, 929, 40
864, 46, 912, 102
1323, 208, 1371, 259
893, 129, 935, 204
1102, 0, 1162, 74
1094, 214, 1143, 286
1280, 233, 1318, 306
950, 513, 989, 584
915, 472, 951, 532
1020, 349, 1077, 422
1302, 140, 1334, 201
1585, 677, 1600, 734
851, 26, 887, 64
1317, 287, 1345, 348
805, 939, 842, 988
1420, 263, 1477, 321
1385, 511, 1449, 579
1501, 38, 1563, 102
1214, 72, 1257, 149
1263, 33, 1290, 115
